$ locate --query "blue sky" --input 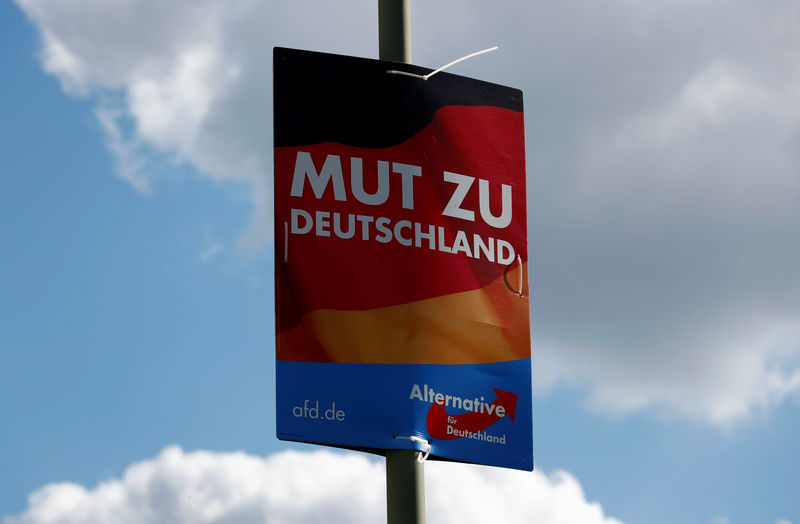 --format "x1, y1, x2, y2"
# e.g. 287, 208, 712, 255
2, 1, 800, 523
